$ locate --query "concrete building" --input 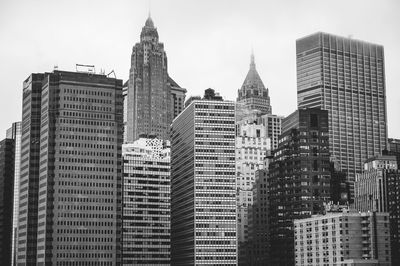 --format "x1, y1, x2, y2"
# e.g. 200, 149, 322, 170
0, 138, 15, 266
126, 16, 185, 142
354, 155, 400, 265
236, 53, 271, 121
122, 138, 170, 265
17, 70, 123, 265
269, 108, 331, 266
294, 209, 391, 266
296, 32, 388, 200
6, 121, 21, 266
235, 119, 270, 265
388, 138, 400, 153
171, 89, 237, 265
257, 113, 283, 151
